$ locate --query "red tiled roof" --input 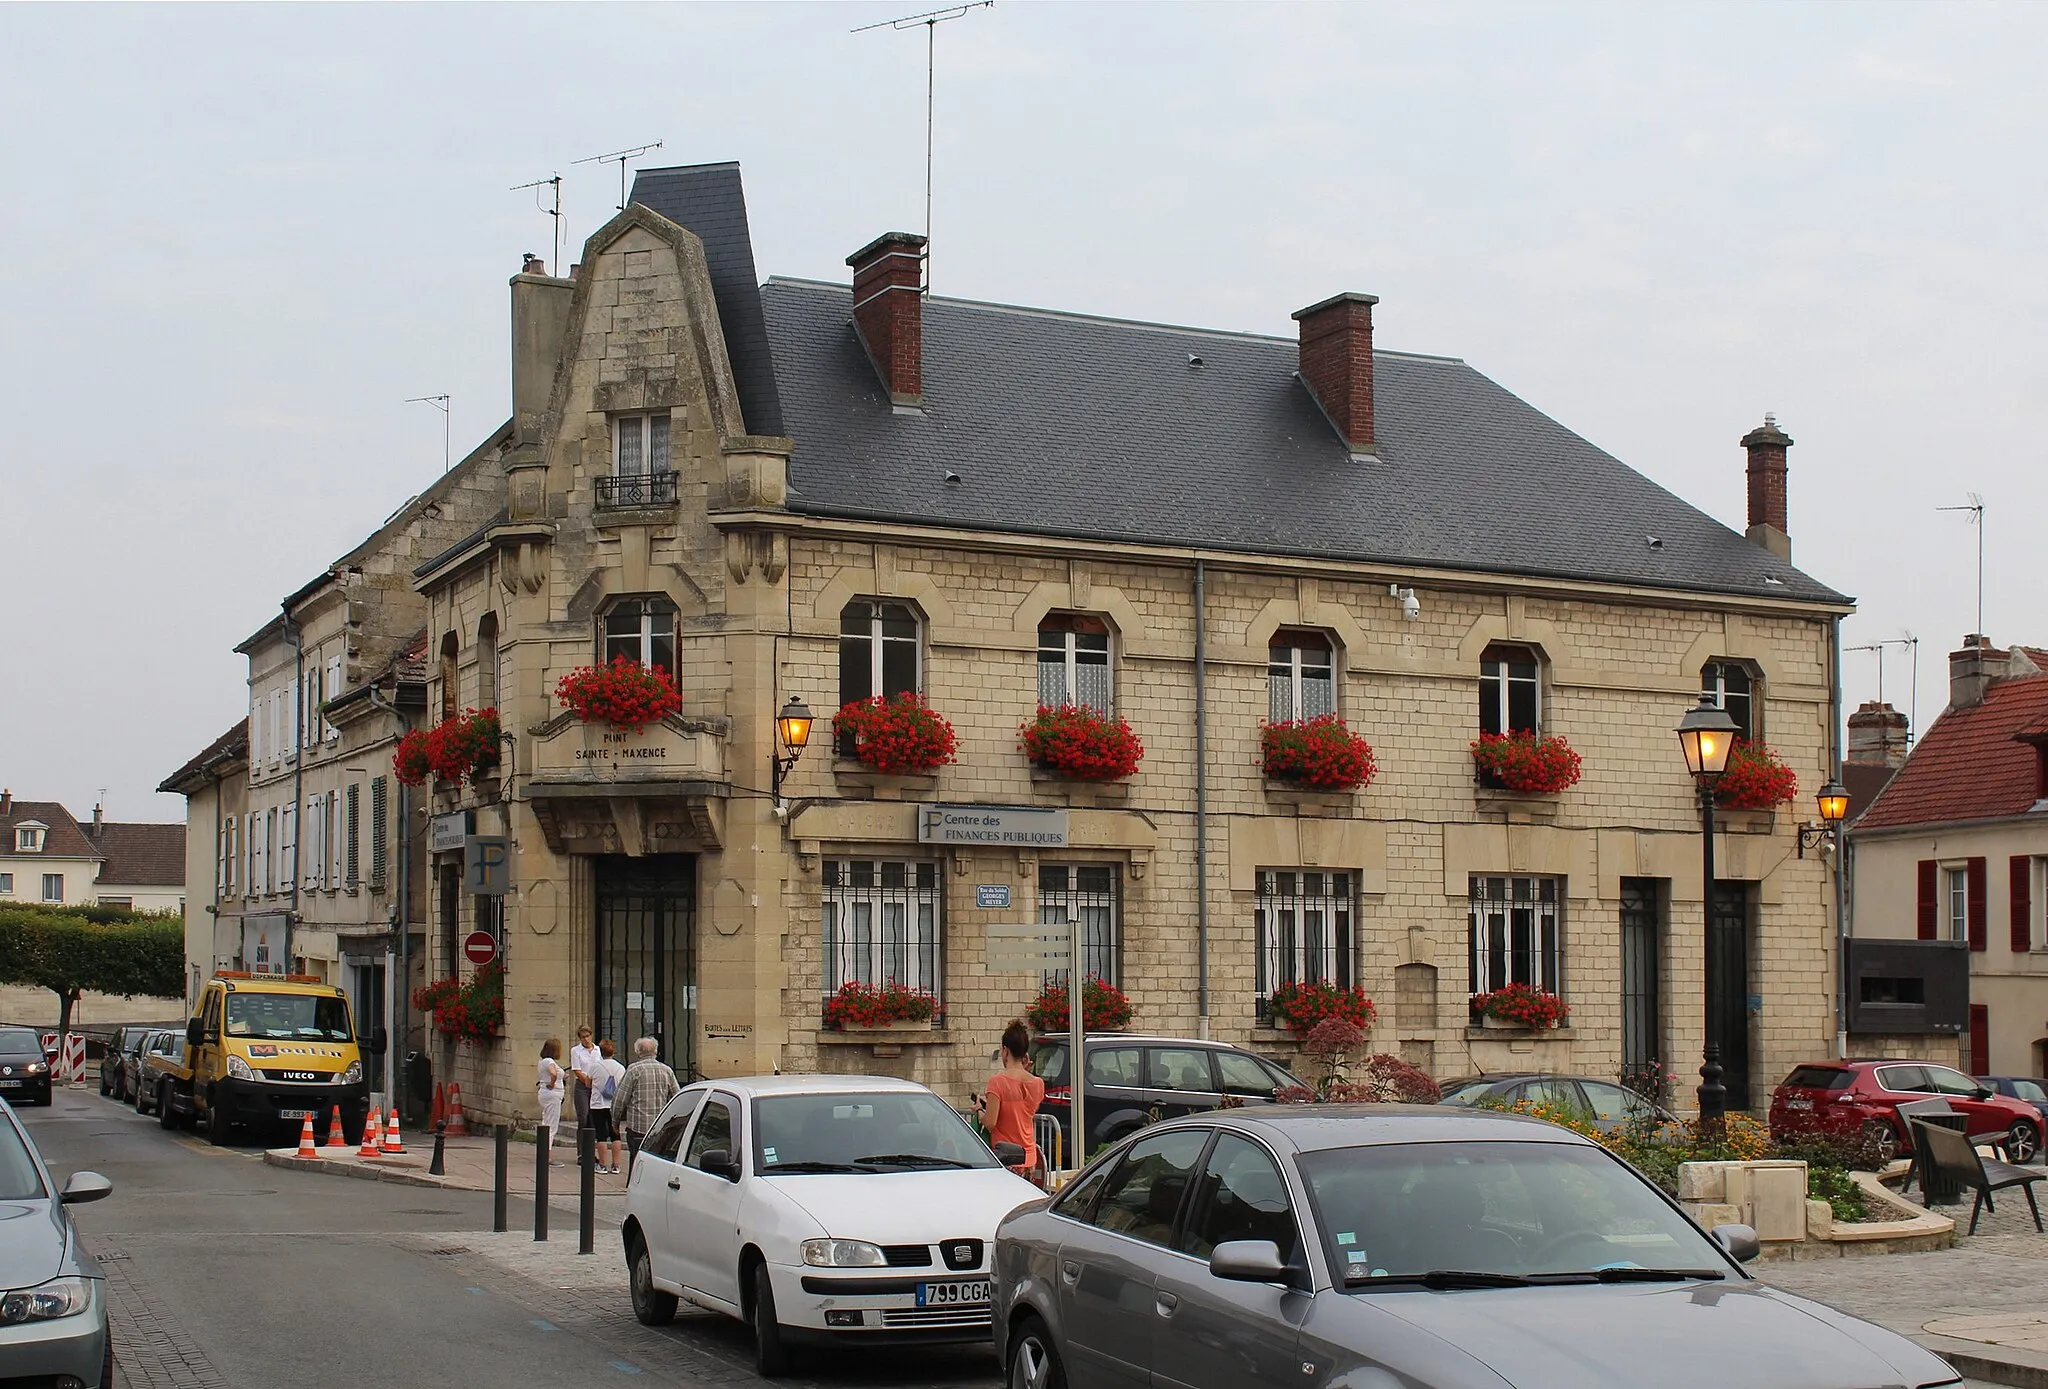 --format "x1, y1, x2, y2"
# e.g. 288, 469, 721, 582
1855, 674, 2048, 831
88, 822, 187, 888
157, 719, 250, 795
